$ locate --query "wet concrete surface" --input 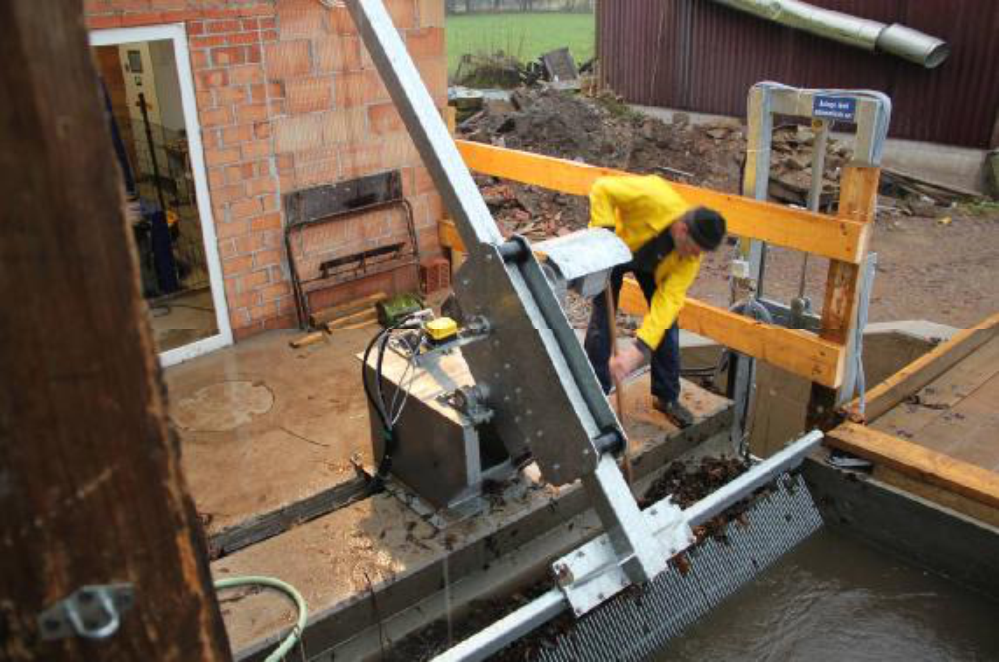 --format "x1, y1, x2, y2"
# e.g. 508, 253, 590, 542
165, 328, 374, 542
149, 287, 218, 352
661, 528, 999, 661
211, 372, 732, 657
